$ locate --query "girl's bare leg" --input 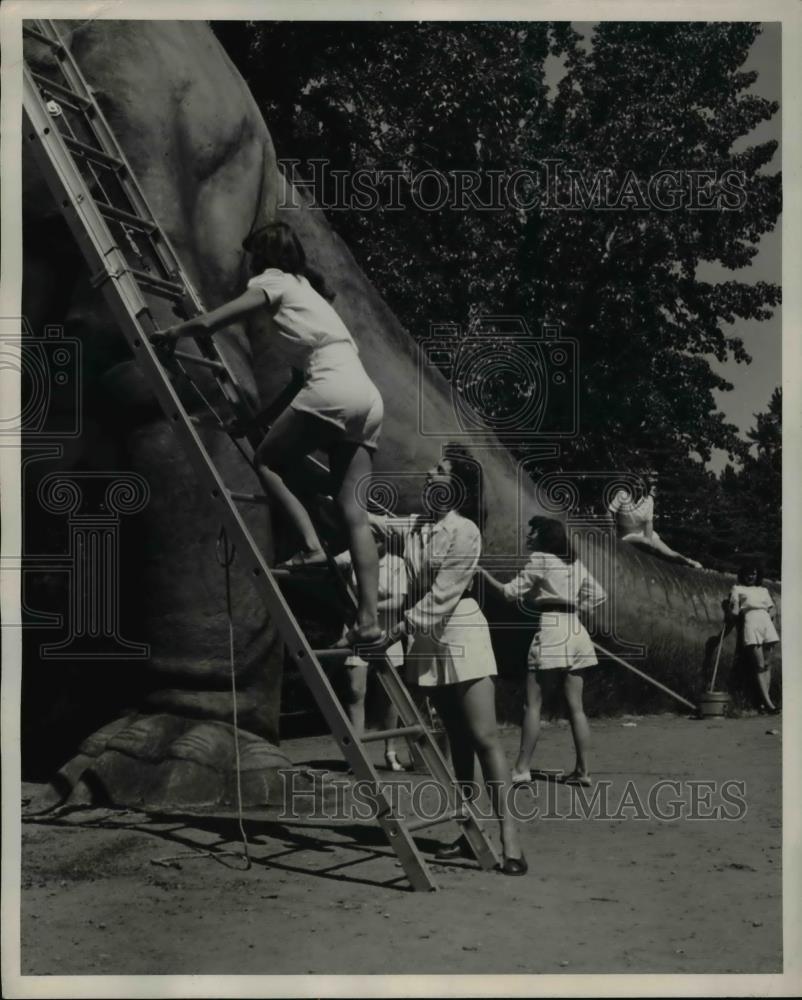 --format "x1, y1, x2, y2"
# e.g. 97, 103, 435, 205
429, 686, 476, 798
383, 701, 401, 759
750, 646, 776, 710
341, 662, 368, 737
515, 671, 543, 775
564, 671, 591, 778
254, 408, 332, 557
623, 532, 700, 568
459, 677, 523, 861
328, 443, 379, 635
